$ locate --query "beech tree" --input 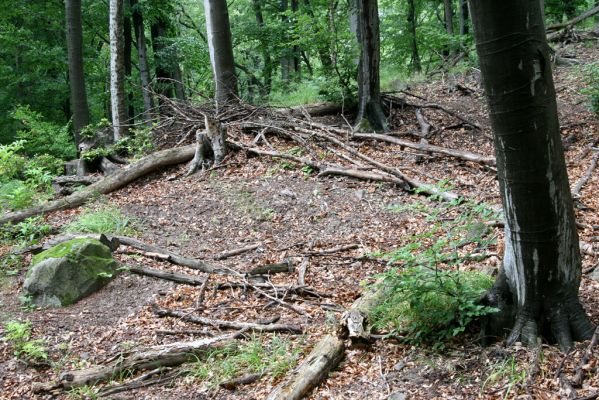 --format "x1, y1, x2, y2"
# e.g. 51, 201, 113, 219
65, 0, 90, 145
470, 0, 594, 350
130, 0, 155, 123
109, 0, 128, 141
204, 0, 238, 106
350, 0, 387, 132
